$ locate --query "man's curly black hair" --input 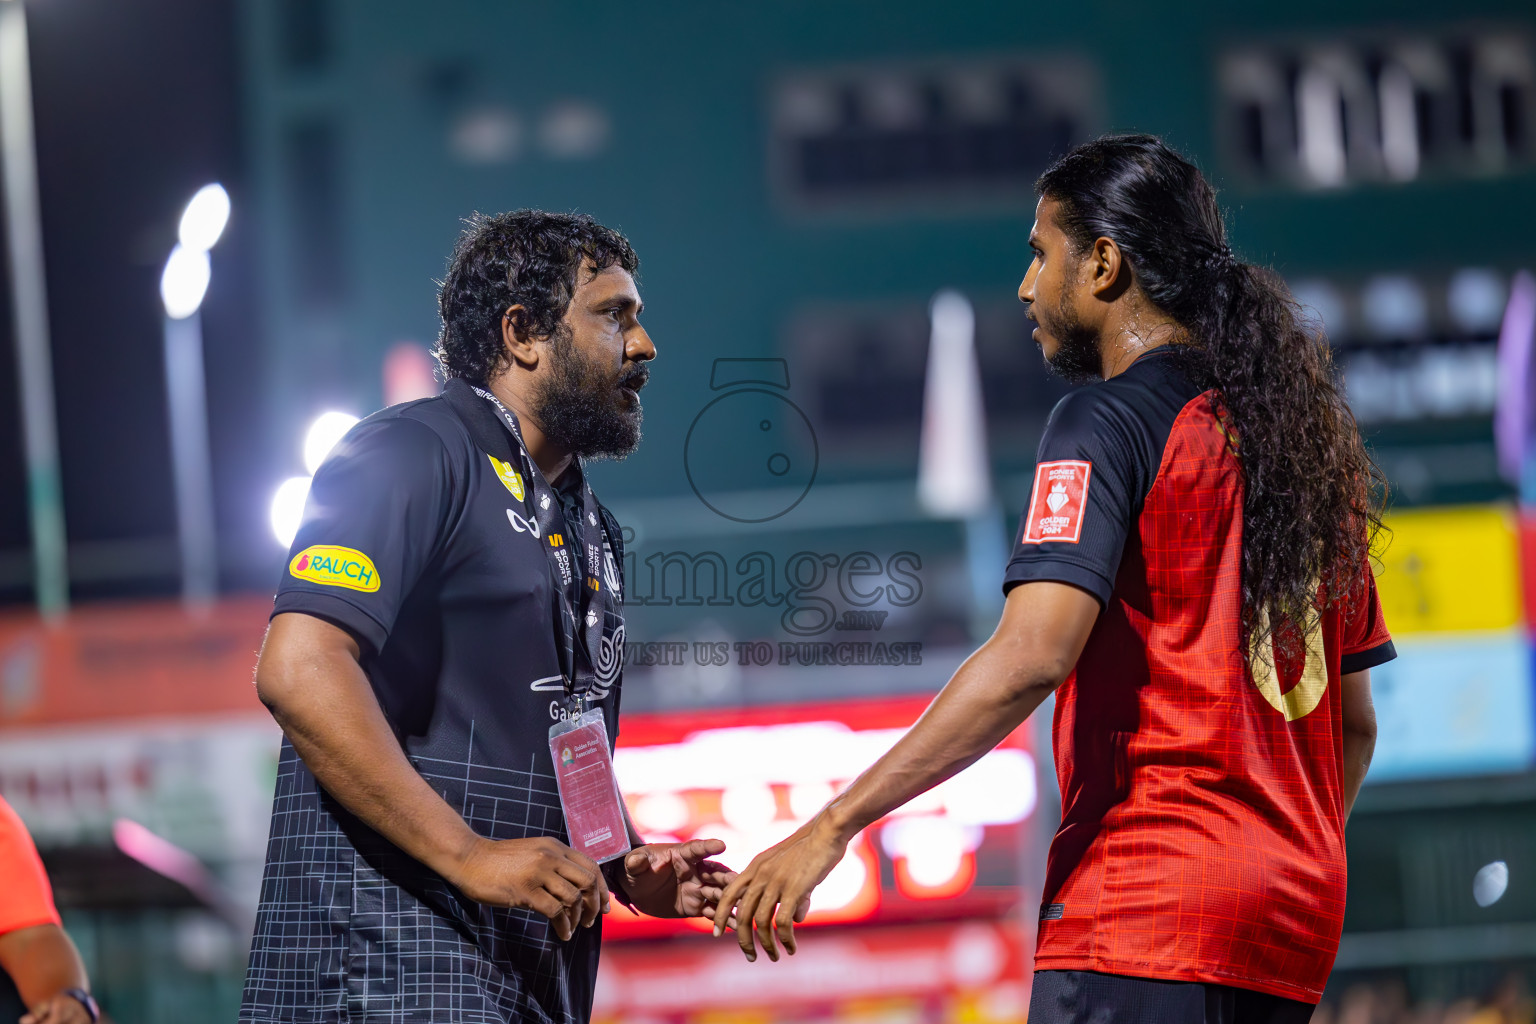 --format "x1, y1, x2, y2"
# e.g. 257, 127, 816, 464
435, 210, 639, 384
